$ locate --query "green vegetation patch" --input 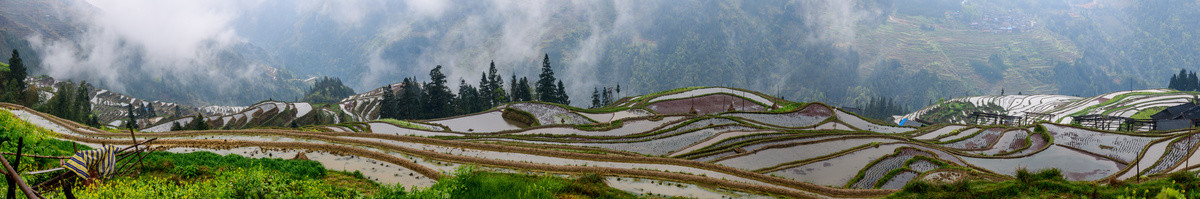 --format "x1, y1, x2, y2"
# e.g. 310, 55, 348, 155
888, 169, 1200, 199
32, 151, 374, 198
502, 107, 541, 127
375, 118, 435, 130
399, 166, 641, 199
1066, 91, 1186, 118
575, 119, 624, 131
767, 102, 807, 113
0, 109, 91, 171
1132, 106, 1169, 120
53, 167, 362, 198
140, 151, 326, 179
